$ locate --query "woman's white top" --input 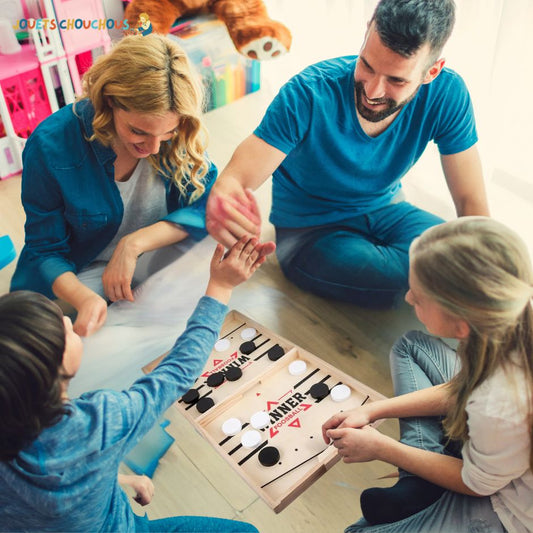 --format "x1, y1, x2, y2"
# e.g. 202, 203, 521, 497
95, 159, 167, 262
